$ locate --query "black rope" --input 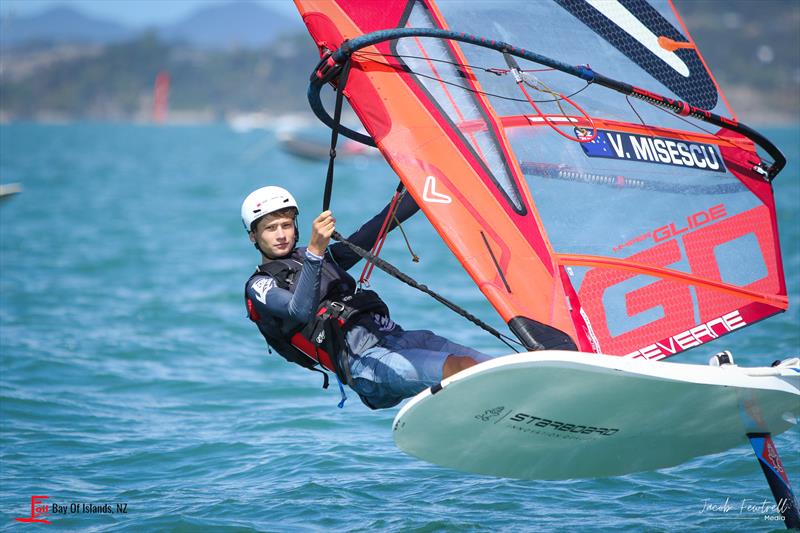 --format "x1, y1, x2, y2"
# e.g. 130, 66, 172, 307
323, 58, 352, 212
331, 230, 523, 353
625, 94, 649, 131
